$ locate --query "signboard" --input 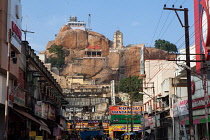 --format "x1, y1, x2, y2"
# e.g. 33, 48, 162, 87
35, 101, 49, 119
109, 106, 142, 115
194, 0, 210, 72
110, 115, 142, 124
41, 102, 48, 119
109, 124, 141, 132
173, 96, 210, 117
14, 90, 25, 107
35, 136, 43, 140
144, 114, 153, 128
172, 100, 189, 117
29, 131, 36, 137
7, 0, 22, 50
34, 101, 42, 118
48, 104, 56, 121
